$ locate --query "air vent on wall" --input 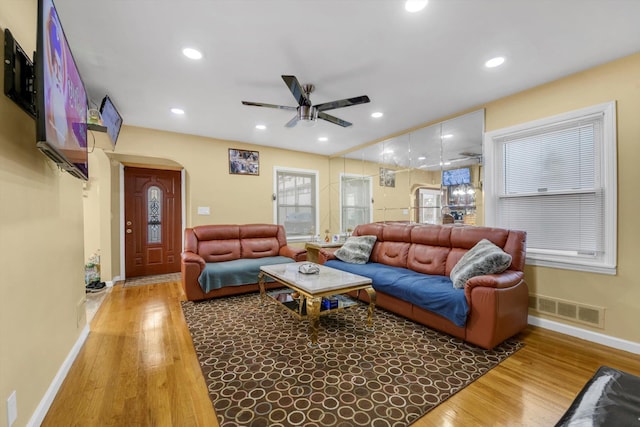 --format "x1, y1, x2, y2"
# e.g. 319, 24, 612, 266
529, 294, 605, 329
